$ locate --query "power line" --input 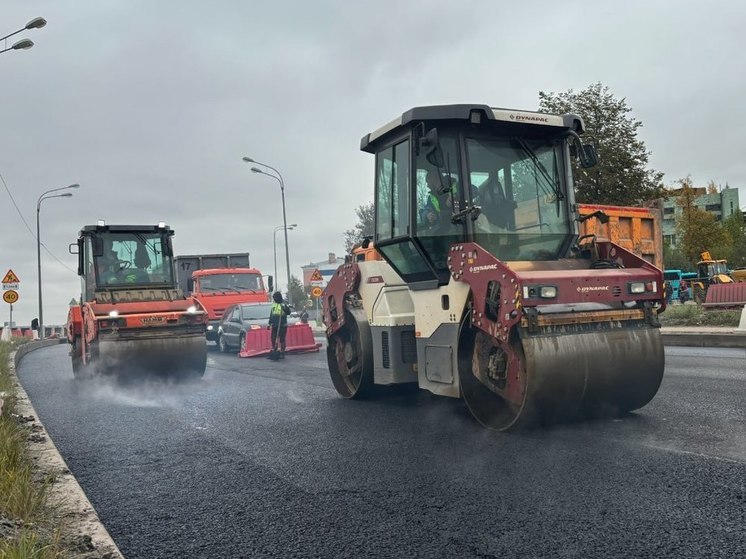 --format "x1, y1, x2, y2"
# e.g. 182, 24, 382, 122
0, 171, 77, 273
